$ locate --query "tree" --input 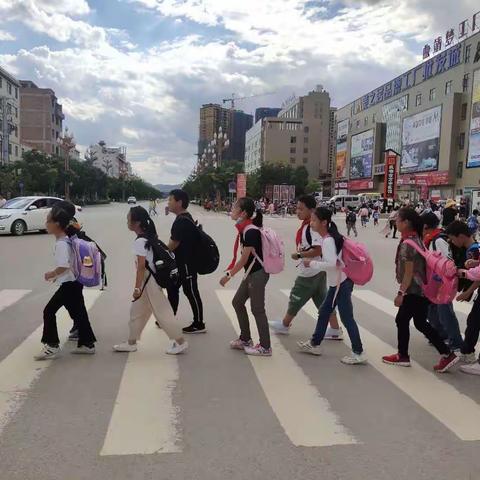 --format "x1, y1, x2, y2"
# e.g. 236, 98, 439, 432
84, 147, 97, 166
305, 178, 321, 194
